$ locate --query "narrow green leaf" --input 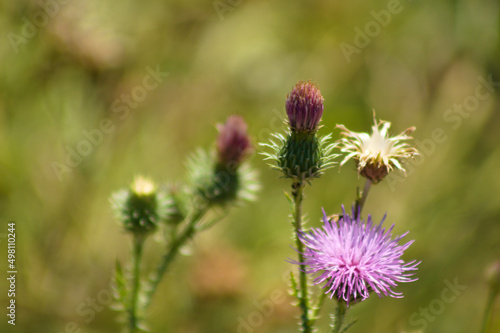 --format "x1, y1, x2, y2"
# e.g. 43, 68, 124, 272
284, 191, 295, 218
114, 259, 128, 306
289, 271, 300, 299
340, 319, 357, 333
